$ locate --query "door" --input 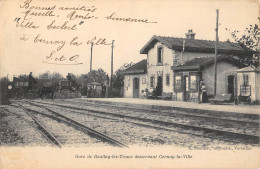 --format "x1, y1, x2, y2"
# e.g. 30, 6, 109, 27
228, 75, 235, 99
183, 76, 189, 101
133, 78, 139, 98
157, 76, 163, 96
